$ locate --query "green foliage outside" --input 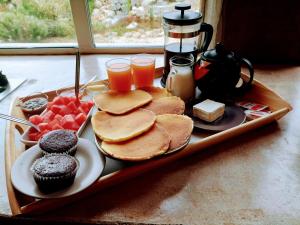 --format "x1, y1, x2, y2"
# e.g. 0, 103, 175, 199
0, 0, 76, 42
